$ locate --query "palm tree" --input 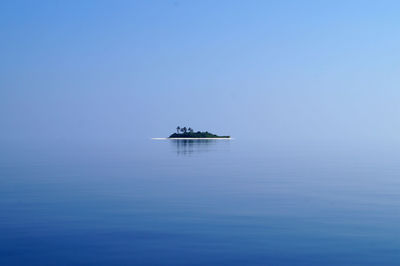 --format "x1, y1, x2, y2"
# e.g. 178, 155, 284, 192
182, 127, 187, 133
176, 126, 180, 134
188, 127, 193, 133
